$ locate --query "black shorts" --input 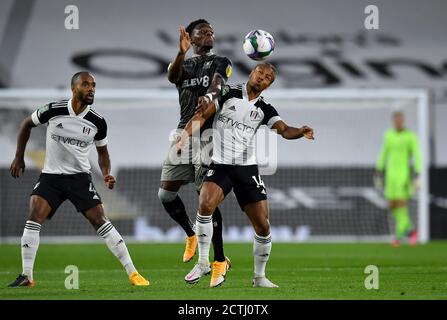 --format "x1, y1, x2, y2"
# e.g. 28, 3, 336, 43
203, 163, 267, 210
31, 173, 102, 218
